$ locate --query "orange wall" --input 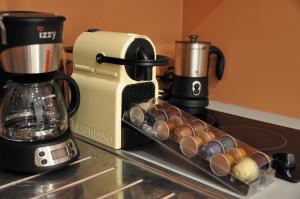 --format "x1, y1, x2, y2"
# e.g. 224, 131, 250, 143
183, 0, 300, 119
6, 0, 183, 57
0, 2, 7, 9
4, 0, 300, 118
